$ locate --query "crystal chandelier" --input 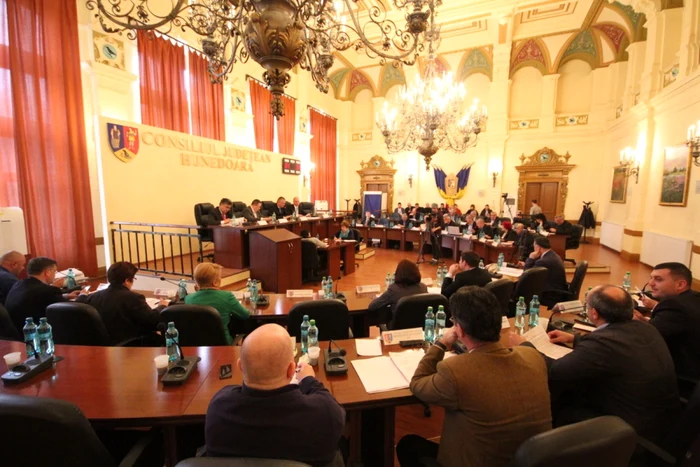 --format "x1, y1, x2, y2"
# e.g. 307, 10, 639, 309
87, 0, 439, 119
375, 20, 487, 170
